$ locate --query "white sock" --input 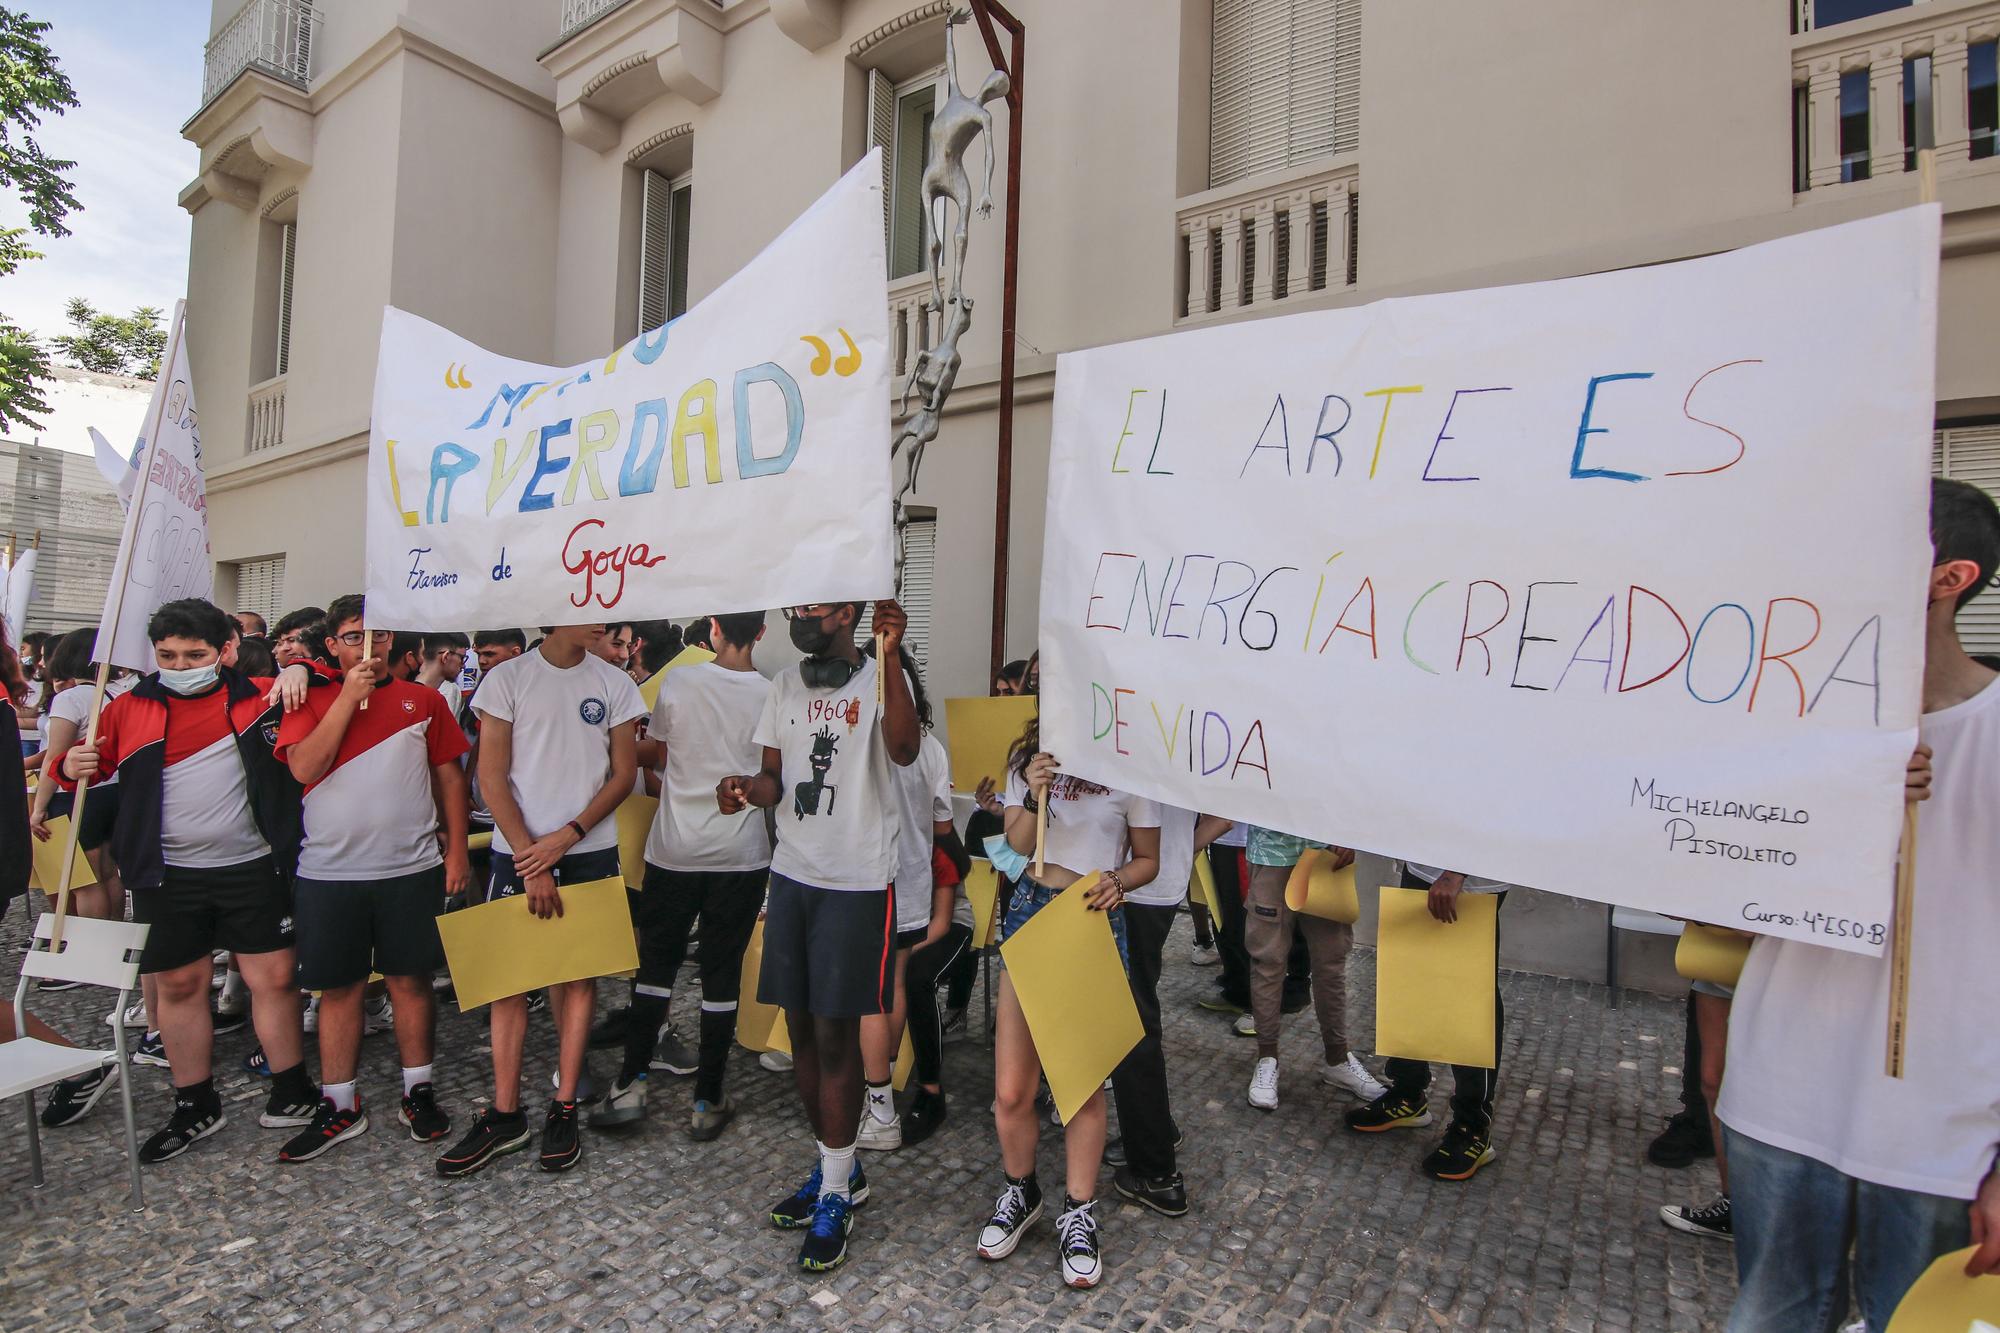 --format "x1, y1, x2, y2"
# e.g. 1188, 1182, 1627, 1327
324, 1080, 357, 1112
818, 1140, 855, 1199
401, 1064, 433, 1096
866, 1082, 895, 1123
